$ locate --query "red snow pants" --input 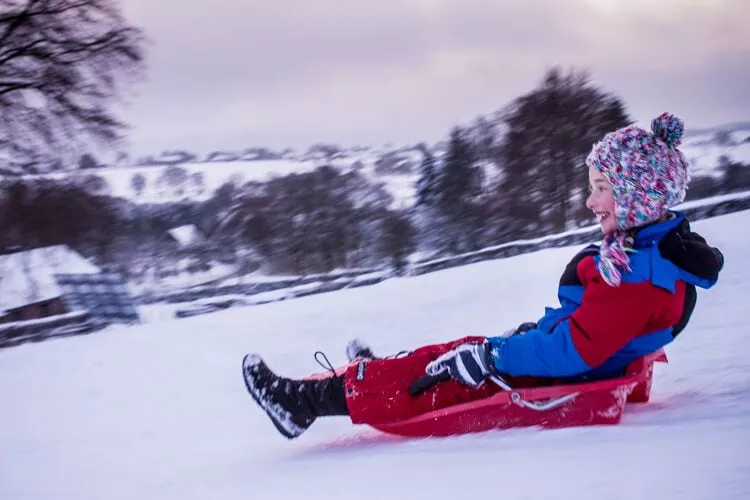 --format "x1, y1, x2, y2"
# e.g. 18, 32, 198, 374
343, 336, 546, 425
